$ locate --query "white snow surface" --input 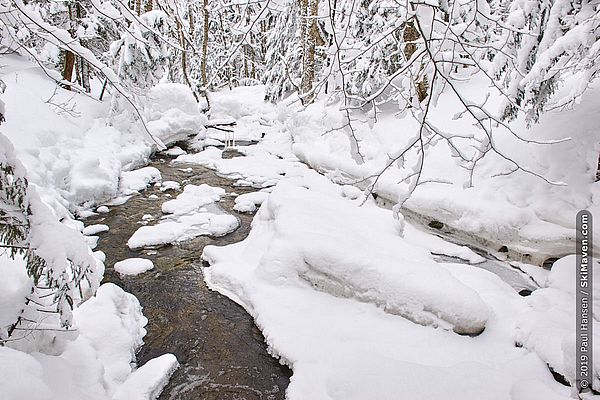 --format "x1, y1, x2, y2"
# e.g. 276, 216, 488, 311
145, 83, 208, 146
202, 172, 579, 399
83, 224, 110, 235
114, 258, 155, 276
0, 56, 180, 399
0, 283, 177, 400
210, 82, 599, 263
128, 183, 239, 248
515, 255, 600, 391
119, 166, 162, 195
